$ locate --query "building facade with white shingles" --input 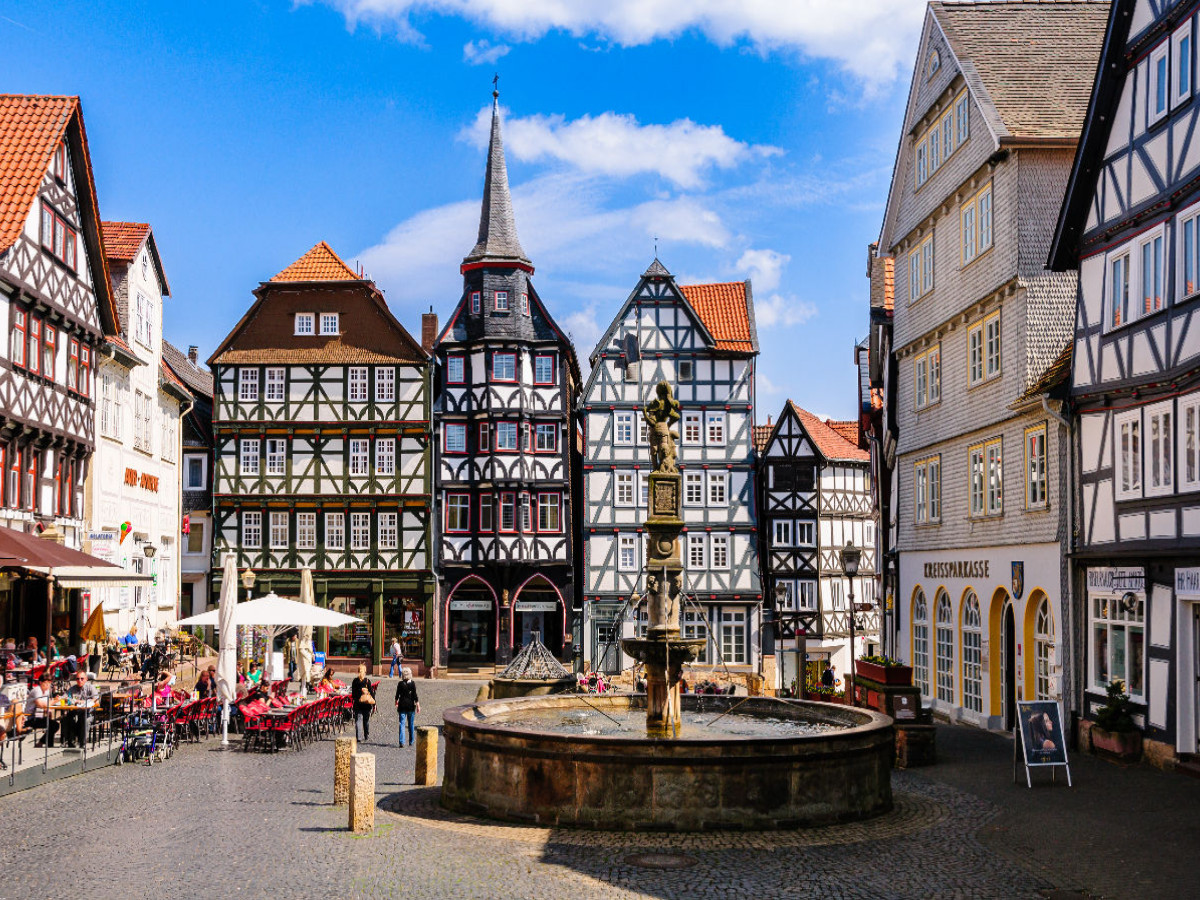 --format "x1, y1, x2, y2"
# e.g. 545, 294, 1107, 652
877, 1, 1106, 730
